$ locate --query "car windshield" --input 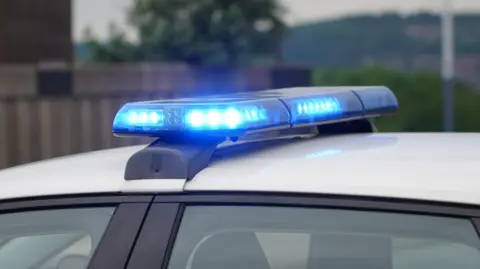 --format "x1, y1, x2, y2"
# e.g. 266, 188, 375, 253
168, 206, 480, 269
